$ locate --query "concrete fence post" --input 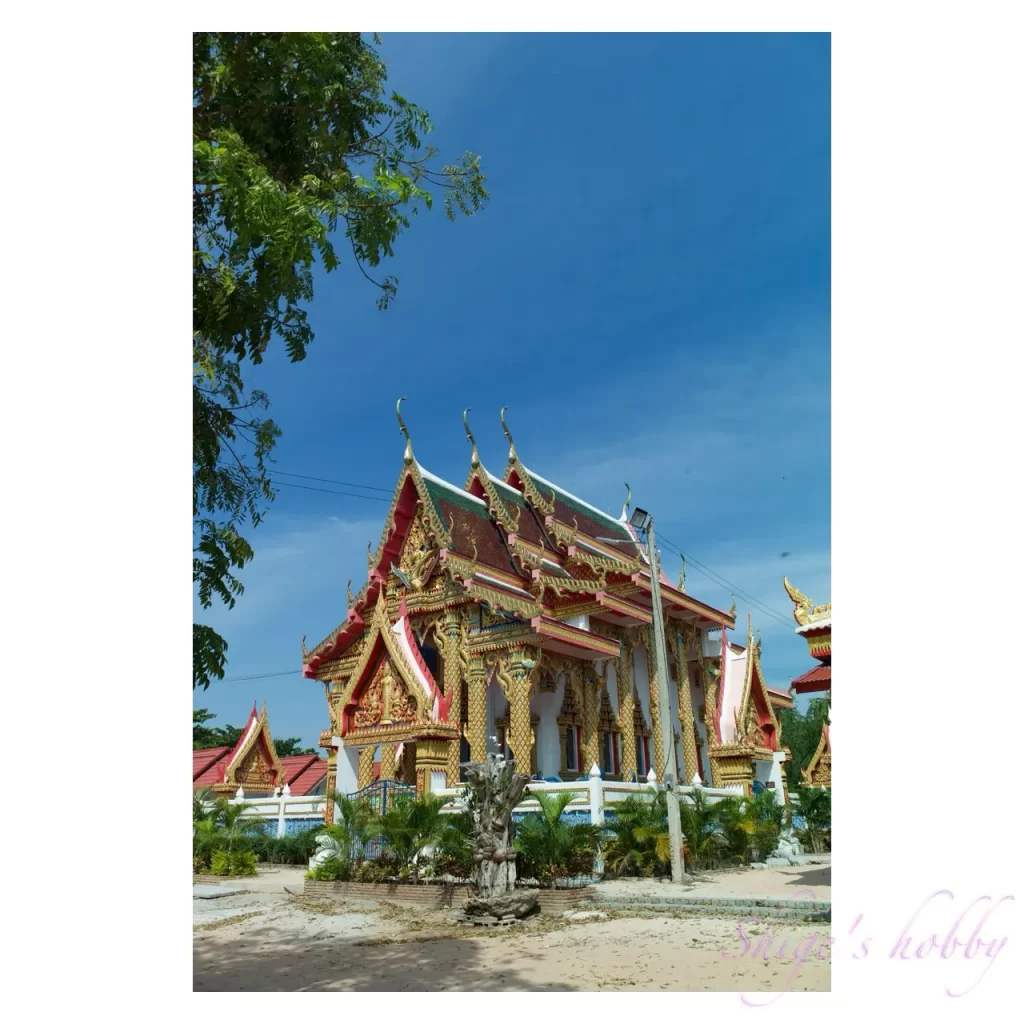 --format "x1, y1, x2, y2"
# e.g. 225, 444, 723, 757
588, 763, 604, 878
